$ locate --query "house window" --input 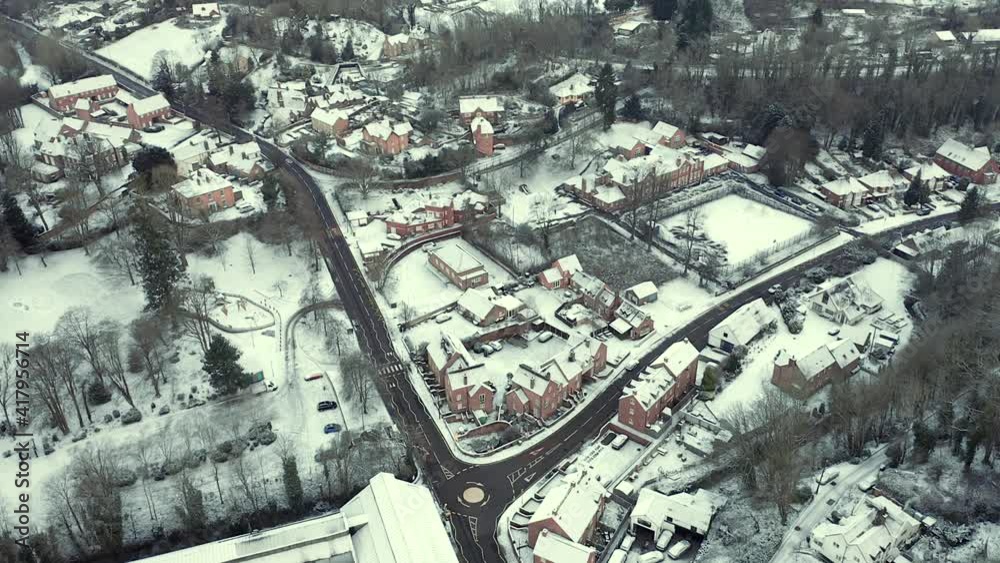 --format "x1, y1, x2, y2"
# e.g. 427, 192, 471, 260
479, 394, 486, 406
